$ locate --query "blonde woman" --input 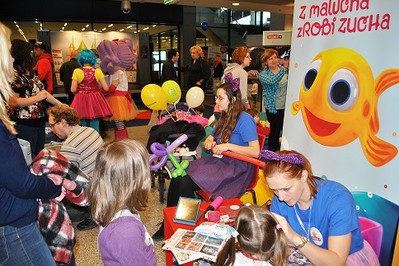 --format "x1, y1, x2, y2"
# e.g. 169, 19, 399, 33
186, 45, 211, 92
88, 139, 157, 265
0, 22, 62, 266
